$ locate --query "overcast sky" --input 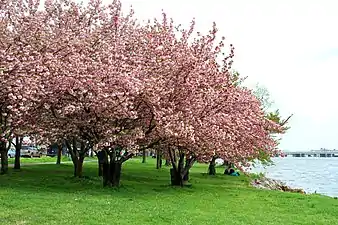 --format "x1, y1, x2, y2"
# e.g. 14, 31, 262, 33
102, 0, 338, 151
17, 0, 338, 151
